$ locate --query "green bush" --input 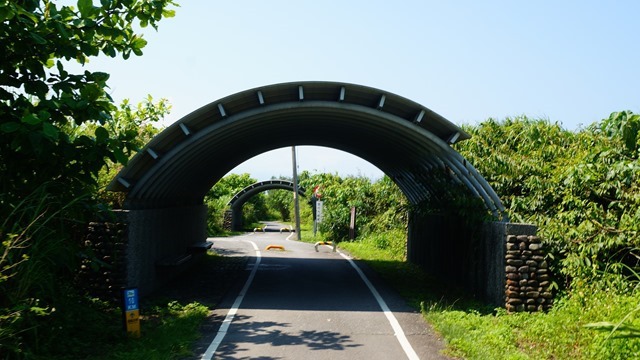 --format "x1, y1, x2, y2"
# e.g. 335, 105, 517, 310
205, 196, 230, 235
298, 172, 408, 242
456, 114, 640, 287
